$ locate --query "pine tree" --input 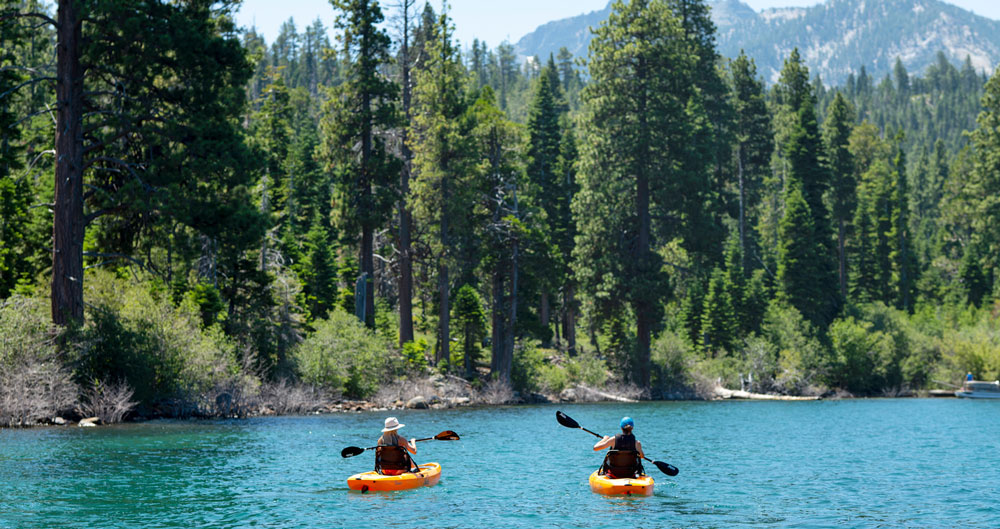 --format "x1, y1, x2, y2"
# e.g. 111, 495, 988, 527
823, 92, 856, 299
574, 0, 695, 387
777, 187, 827, 326
526, 55, 570, 346
729, 51, 773, 274
318, 0, 401, 328
452, 284, 487, 379
409, 8, 474, 366
967, 66, 1000, 287
781, 101, 840, 326
701, 267, 737, 355
0, 12, 31, 297
889, 132, 917, 311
